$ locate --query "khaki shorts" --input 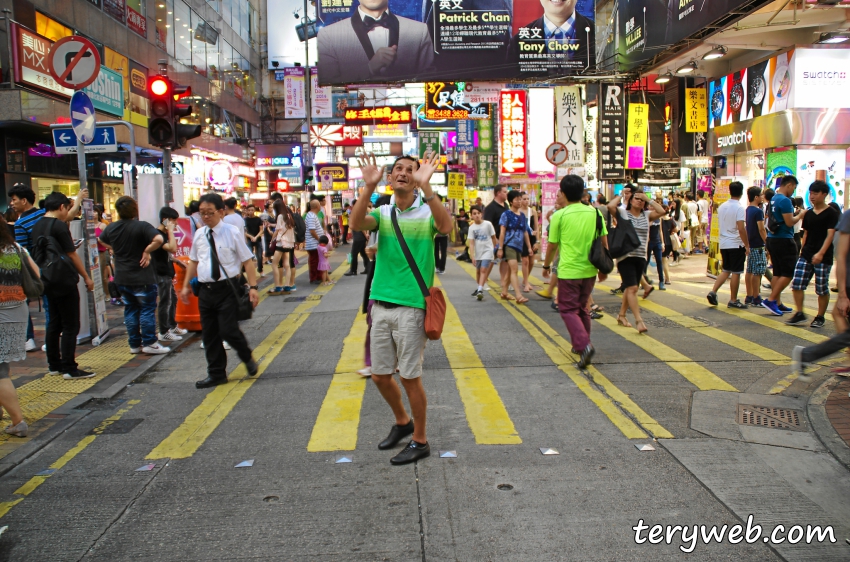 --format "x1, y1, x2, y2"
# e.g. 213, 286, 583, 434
370, 302, 428, 379
504, 246, 522, 262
